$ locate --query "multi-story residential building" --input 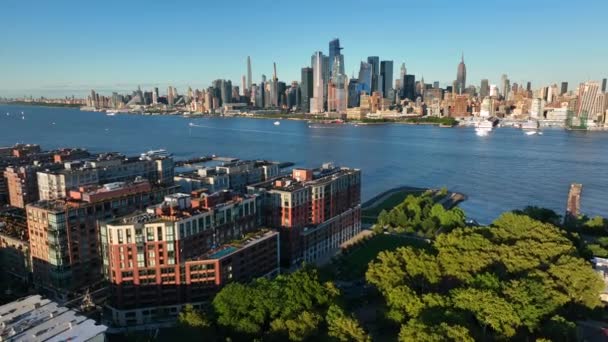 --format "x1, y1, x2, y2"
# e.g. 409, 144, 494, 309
0, 211, 30, 282
37, 151, 174, 201
0, 173, 7, 205
451, 95, 470, 117
100, 191, 278, 326
26, 179, 178, 299
174, 168, 230, 193
216, 160, 279, 192
174, 160, 279, 194
10, 144, 42, 158
5, 165, 40, 208
52, 148, 90, 163
36, 163, 100, 201
249, 164, 361, 266
576, 81, 602, 121
0, 144, 59, 205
